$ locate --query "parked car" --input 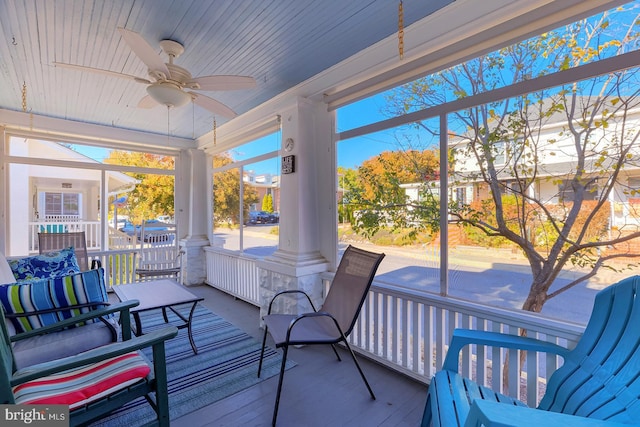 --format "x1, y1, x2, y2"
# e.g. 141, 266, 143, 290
118, 220, 136, 236
119, 219, 172, 242
256, 211, 273, 224
109, 217, 129, 229
157, 215, 174, 223
245, 211, 279, 225
245, 211, 259, 225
